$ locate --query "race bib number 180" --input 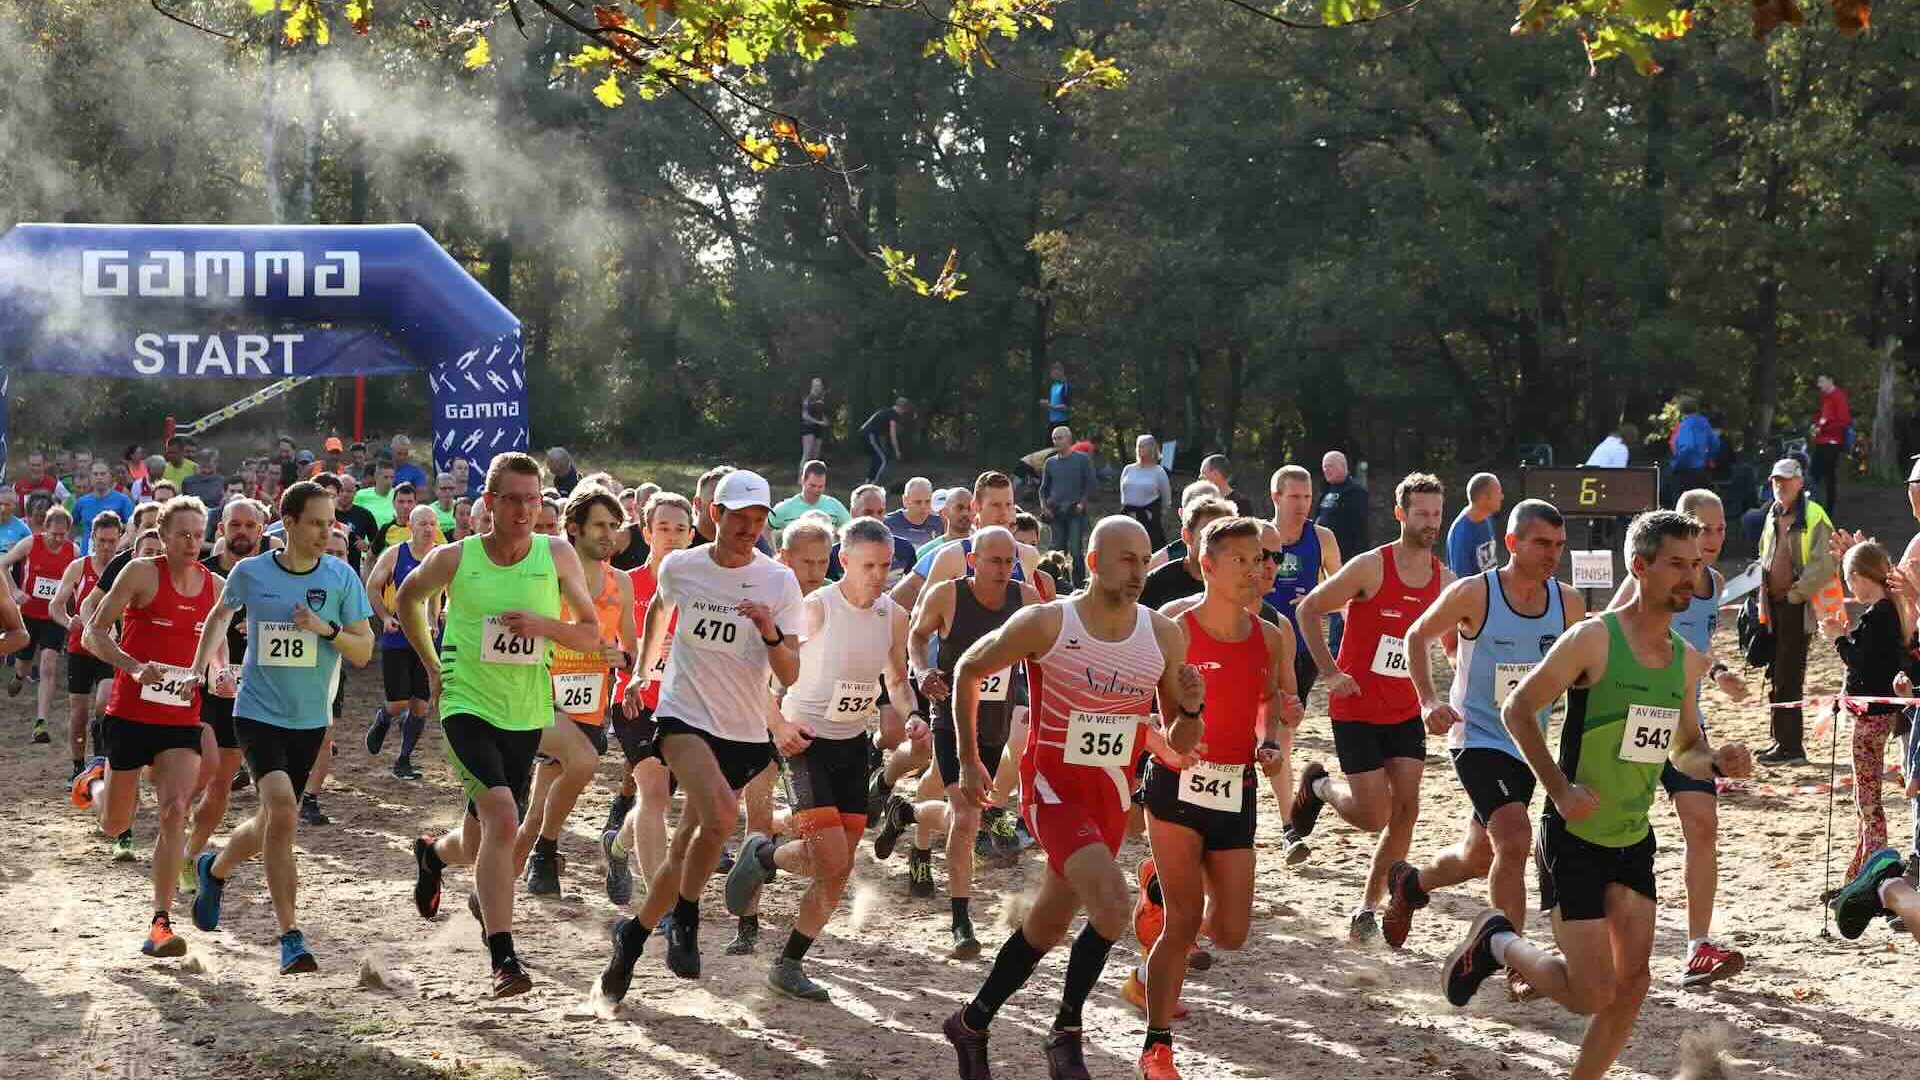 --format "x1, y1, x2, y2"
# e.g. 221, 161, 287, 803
481, 615, 543, 665
1370, 635, 1411, 679
1064, 711, 1136, 767
1619, 703, 1680, 764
